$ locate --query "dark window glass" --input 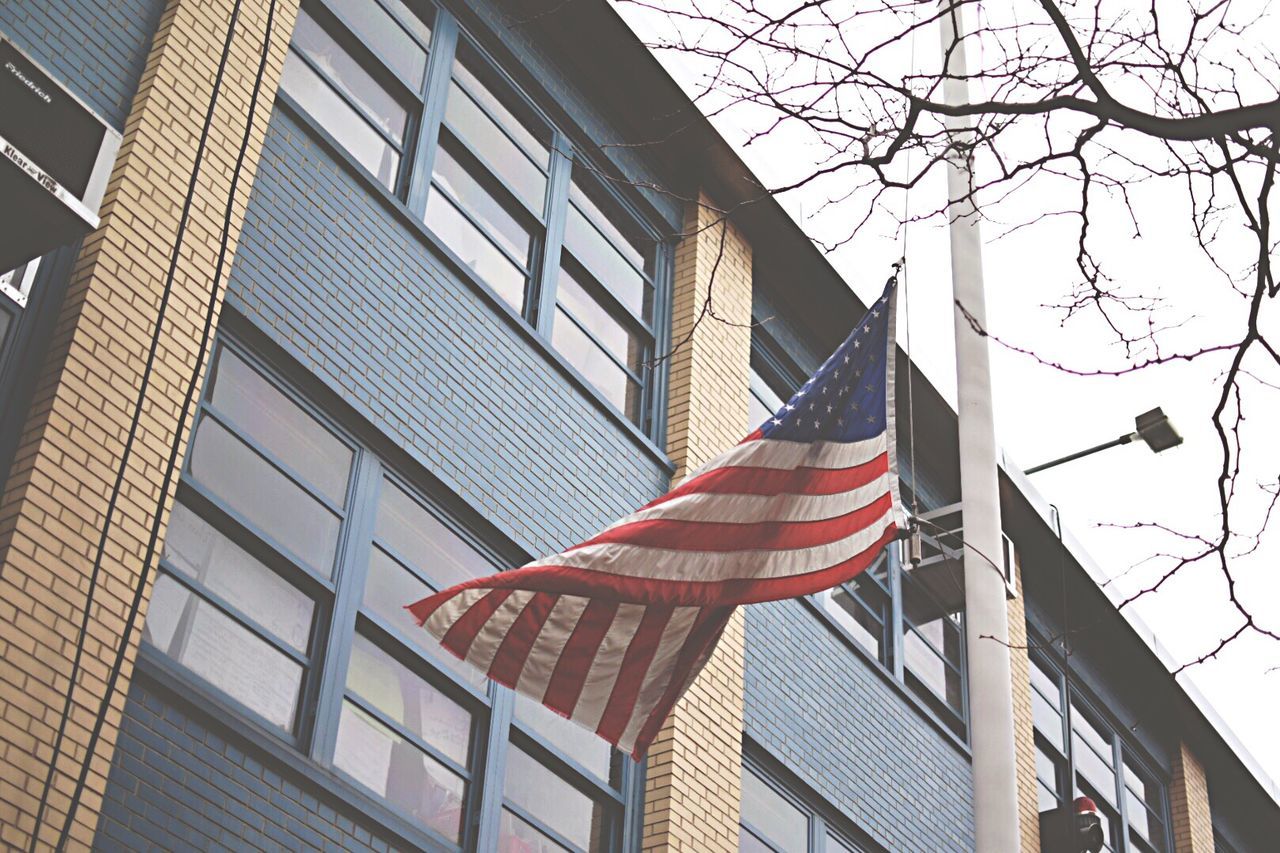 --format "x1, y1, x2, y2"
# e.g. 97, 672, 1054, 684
563, 185, 651, 322
452, 47, 550, 171
280, 51, 400, 188
557, 265, 642, 374
433, 141, 534, 267
189, 416, 342, 576
324, 0, 428, 87
334, 702, 467, 841
901, 572, 964, 719
504, 746, 605, 852
144, 574, 304, 730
